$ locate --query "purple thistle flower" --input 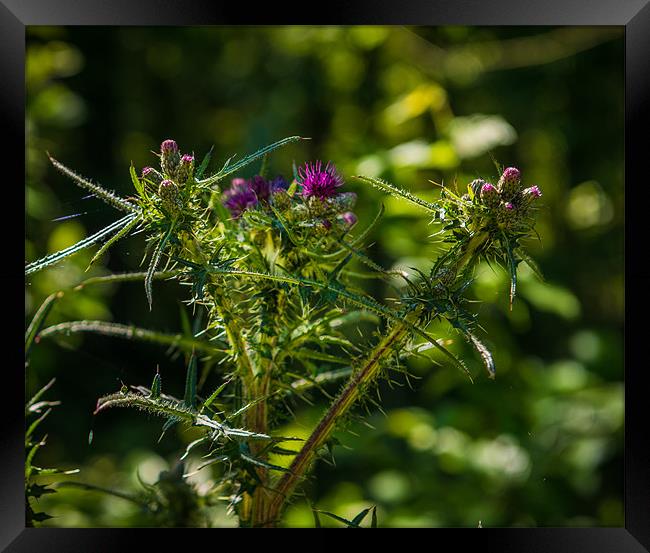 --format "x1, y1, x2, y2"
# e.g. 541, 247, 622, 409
481, 183, 495, 194
142, 167, 154, 177
299, 161, 344, 199
505, 202, 515, 210
181, 154, 194, 164
222, 178, 258, 218
161, 139, 179, 154
249, 175, 271, 202
270, 175, 289, 193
